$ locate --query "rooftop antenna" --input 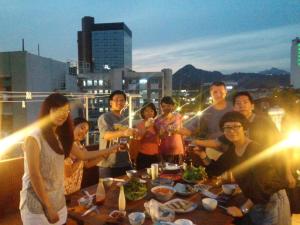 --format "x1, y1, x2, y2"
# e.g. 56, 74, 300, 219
22, 39, 25, 51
